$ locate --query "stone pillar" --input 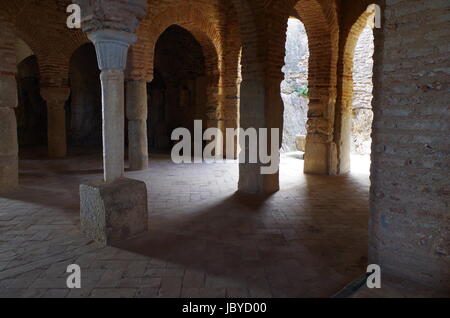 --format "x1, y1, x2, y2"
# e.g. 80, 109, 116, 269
79, 29, 148, 246
0, 76, 19, 193
126, 80, 149, 171
238, 78, 281, 194
40, 87, 70, 158
0, 18, 19, 193
88, 30, 137, 182
205, 75, 224, 158
303, 91, 338, 175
